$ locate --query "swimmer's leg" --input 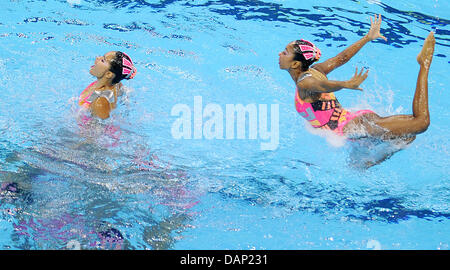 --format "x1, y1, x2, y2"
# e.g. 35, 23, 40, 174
363, 136, 416, 168
345, 32, 435, 139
